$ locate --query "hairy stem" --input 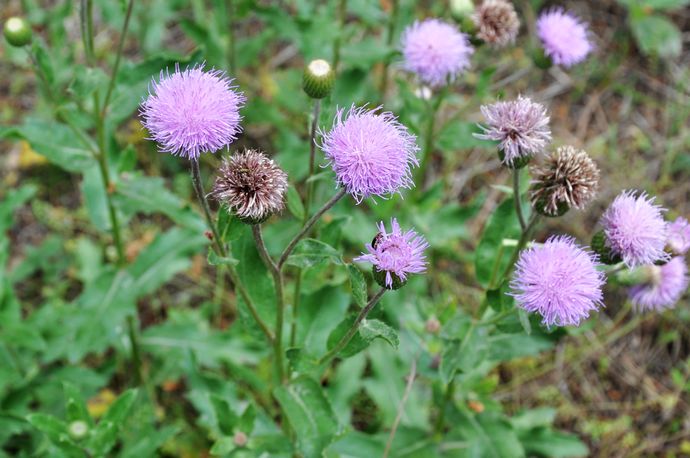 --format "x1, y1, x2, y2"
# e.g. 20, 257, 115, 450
252, 225, 285, 382
501, 213, 539, 282
415, 92, 445, 188
318, 287, 386, 366
278, 188, 346, 269
383, 355, 417, 458
378, 0, 399, 103
190, 159, 225, 256
513, 169, 527, 231
434, 377, 455, 434
100, 0, 134, 120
